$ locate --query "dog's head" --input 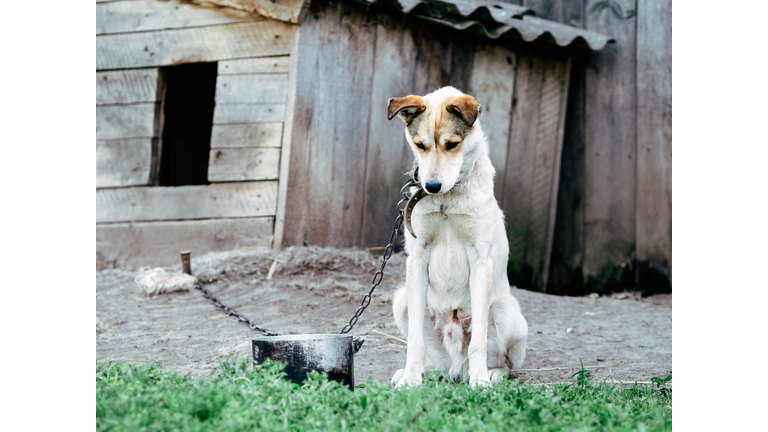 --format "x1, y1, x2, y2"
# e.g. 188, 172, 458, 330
388, 86, 483, 194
